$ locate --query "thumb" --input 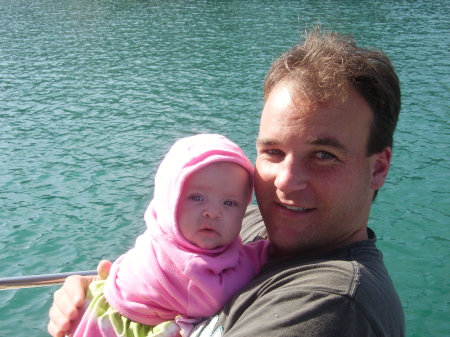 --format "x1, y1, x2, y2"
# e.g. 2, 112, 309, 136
95, 260, 112, 280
